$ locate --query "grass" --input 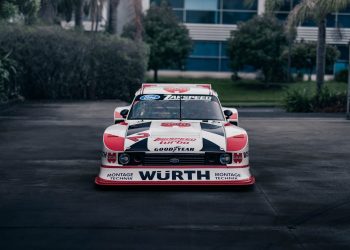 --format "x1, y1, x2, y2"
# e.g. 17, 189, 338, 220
145, 77, 348, 107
